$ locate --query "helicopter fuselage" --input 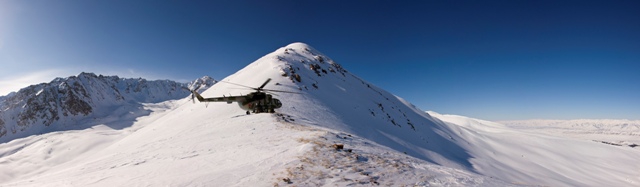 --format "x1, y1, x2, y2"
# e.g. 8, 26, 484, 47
235, 92, 282, 113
